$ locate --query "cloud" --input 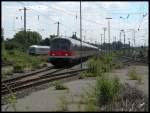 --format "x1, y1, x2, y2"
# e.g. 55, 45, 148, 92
101, 2, 130, 9
27, 4, 48, 12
